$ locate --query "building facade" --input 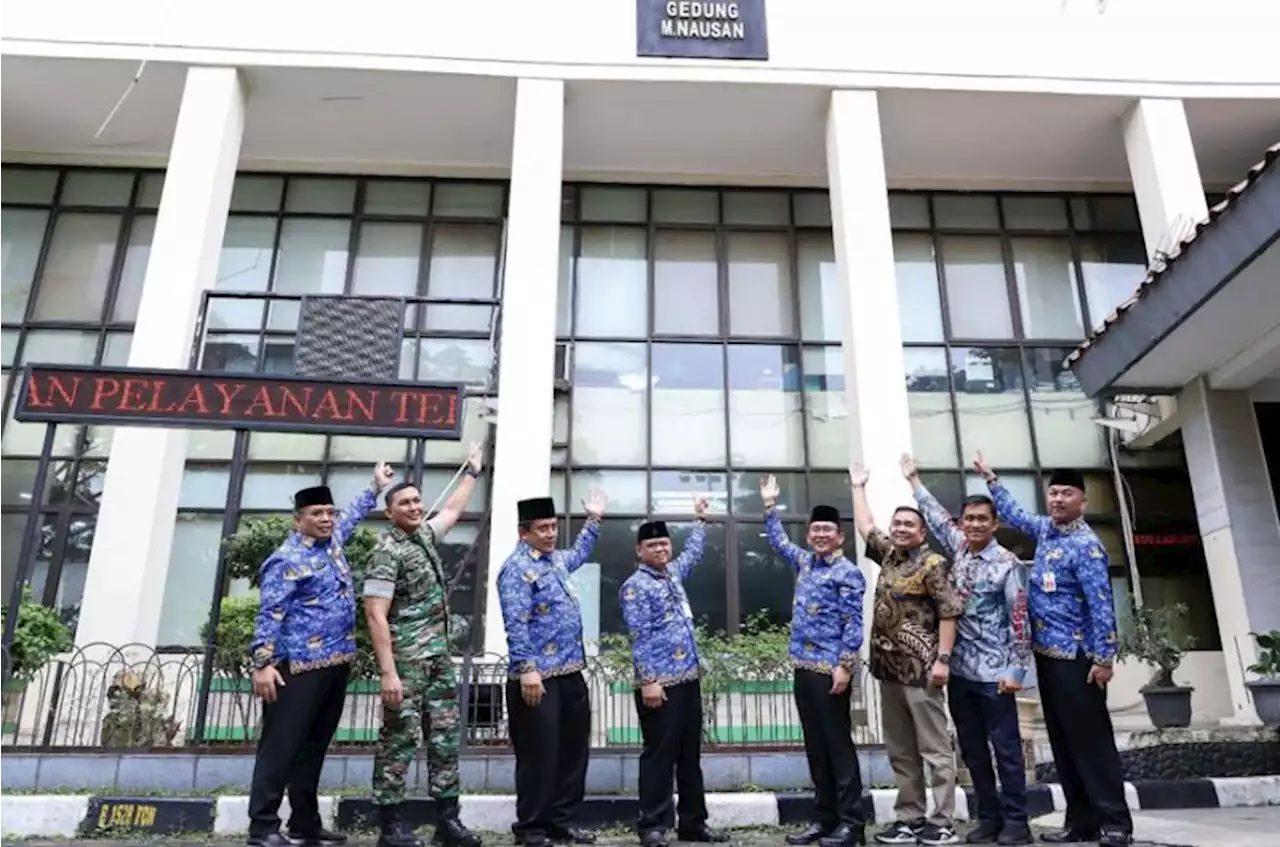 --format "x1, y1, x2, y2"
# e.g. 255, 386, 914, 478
3, 0, 1280, 731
